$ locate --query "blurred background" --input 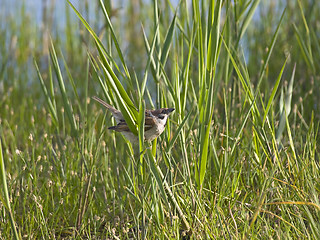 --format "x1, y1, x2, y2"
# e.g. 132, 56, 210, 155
1, 0, 318, 115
